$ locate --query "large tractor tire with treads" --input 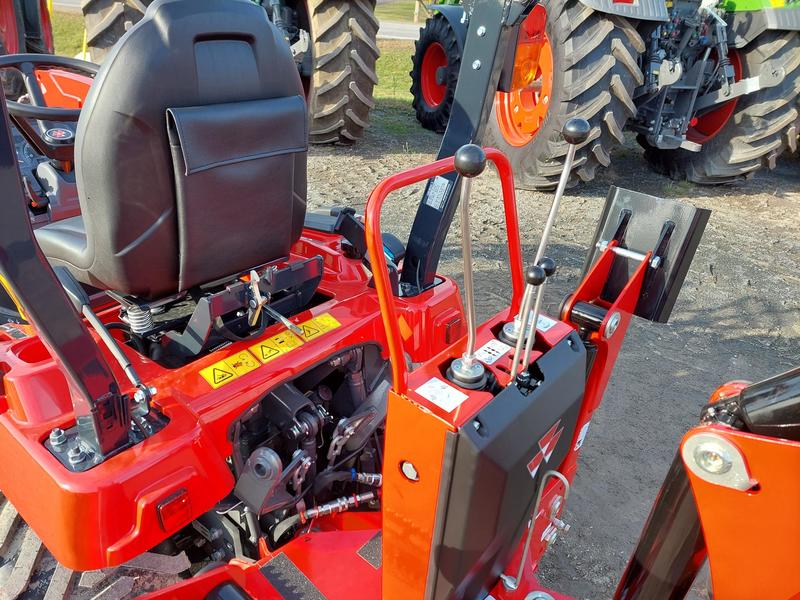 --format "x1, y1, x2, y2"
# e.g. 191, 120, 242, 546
483, 0, 644, 190
640, 30, 800, 183
81, 0, 153, 62
82, 0, 380, 145
0, 494, 188, 599
410, 13, 460, 133
307, 0, 380, 144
